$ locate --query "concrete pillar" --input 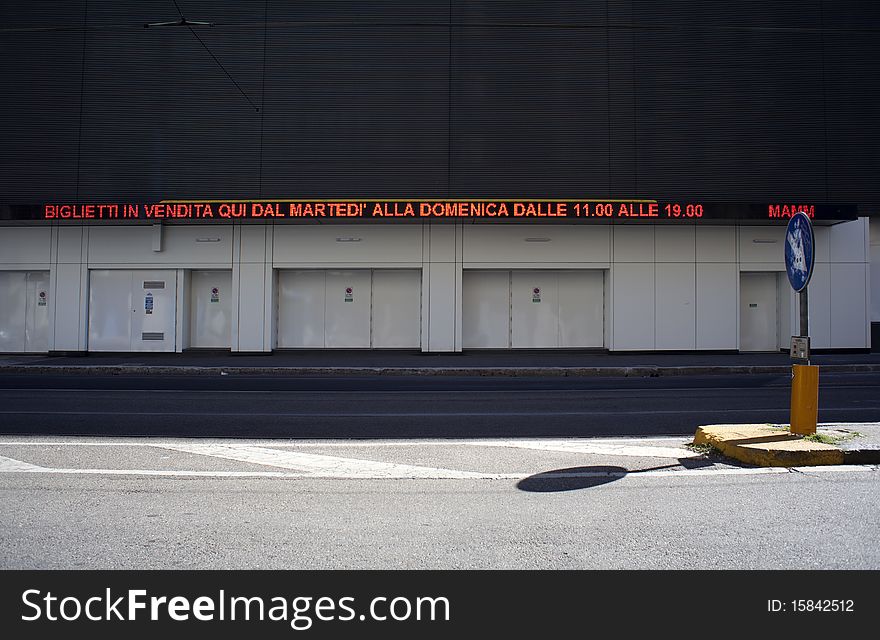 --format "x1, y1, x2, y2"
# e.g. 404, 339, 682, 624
231, 224, 274, 353
49, 225, 89, 354
421, 224, 462, 352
